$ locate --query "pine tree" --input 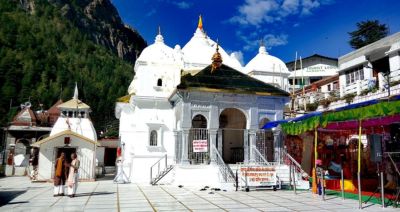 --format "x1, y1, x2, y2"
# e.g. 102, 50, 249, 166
348, 20, 389, 49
